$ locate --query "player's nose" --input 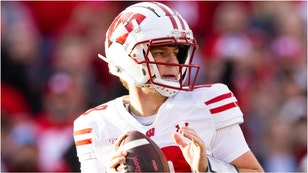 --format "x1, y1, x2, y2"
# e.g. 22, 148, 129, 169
166, 52, 179, 64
